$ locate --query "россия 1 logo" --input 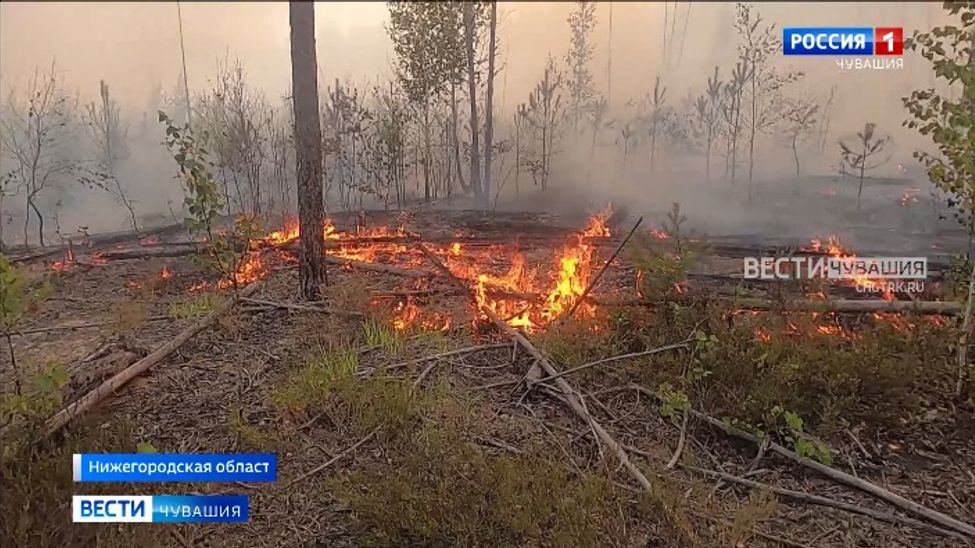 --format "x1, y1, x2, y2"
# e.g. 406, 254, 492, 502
782, 27, 904, 70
